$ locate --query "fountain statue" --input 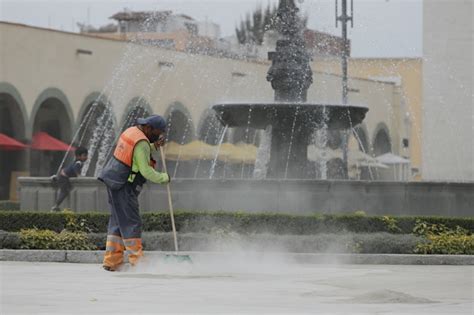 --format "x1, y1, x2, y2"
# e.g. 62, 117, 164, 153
212, 0, 368, 179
